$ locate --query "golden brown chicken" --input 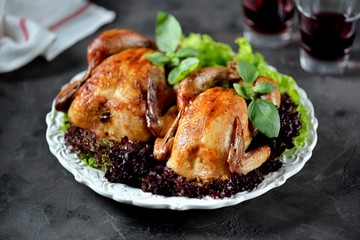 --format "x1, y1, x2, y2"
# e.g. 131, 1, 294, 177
154, 68, 281, 181
55, 29, 176, 142
55, 29, 157, 112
